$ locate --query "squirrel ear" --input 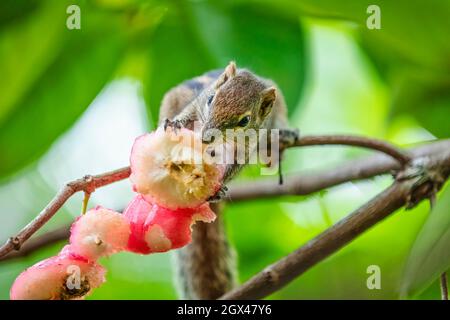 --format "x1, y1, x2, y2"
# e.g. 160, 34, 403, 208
225, 61, 237, 77
215, 61, 237, 89
259, 87, 276, 119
